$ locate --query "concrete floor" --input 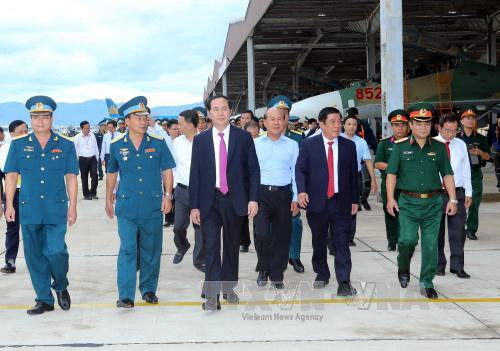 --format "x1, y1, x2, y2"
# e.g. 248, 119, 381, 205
0, 177, 499, 351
